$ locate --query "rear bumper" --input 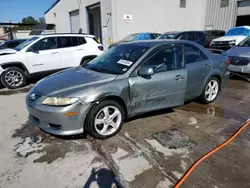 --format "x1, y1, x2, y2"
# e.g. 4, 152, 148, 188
228, 64, 250, 74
